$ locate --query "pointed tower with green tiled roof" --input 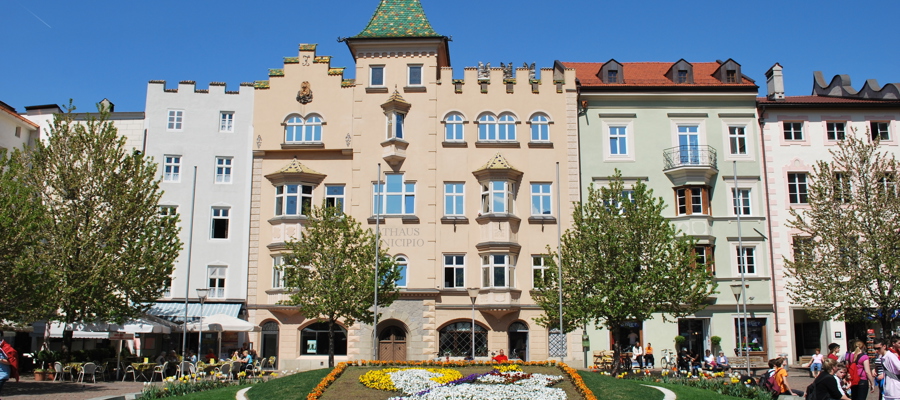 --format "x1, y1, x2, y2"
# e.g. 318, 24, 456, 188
343, 0, 450, 75
353, 0, 443, 39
